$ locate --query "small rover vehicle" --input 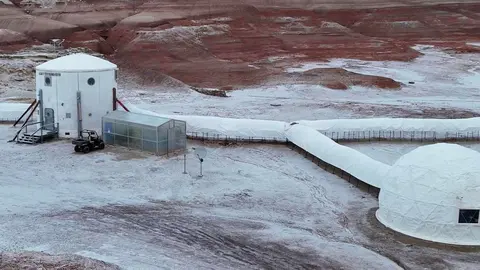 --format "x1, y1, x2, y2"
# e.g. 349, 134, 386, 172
72, 129, 105, 153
